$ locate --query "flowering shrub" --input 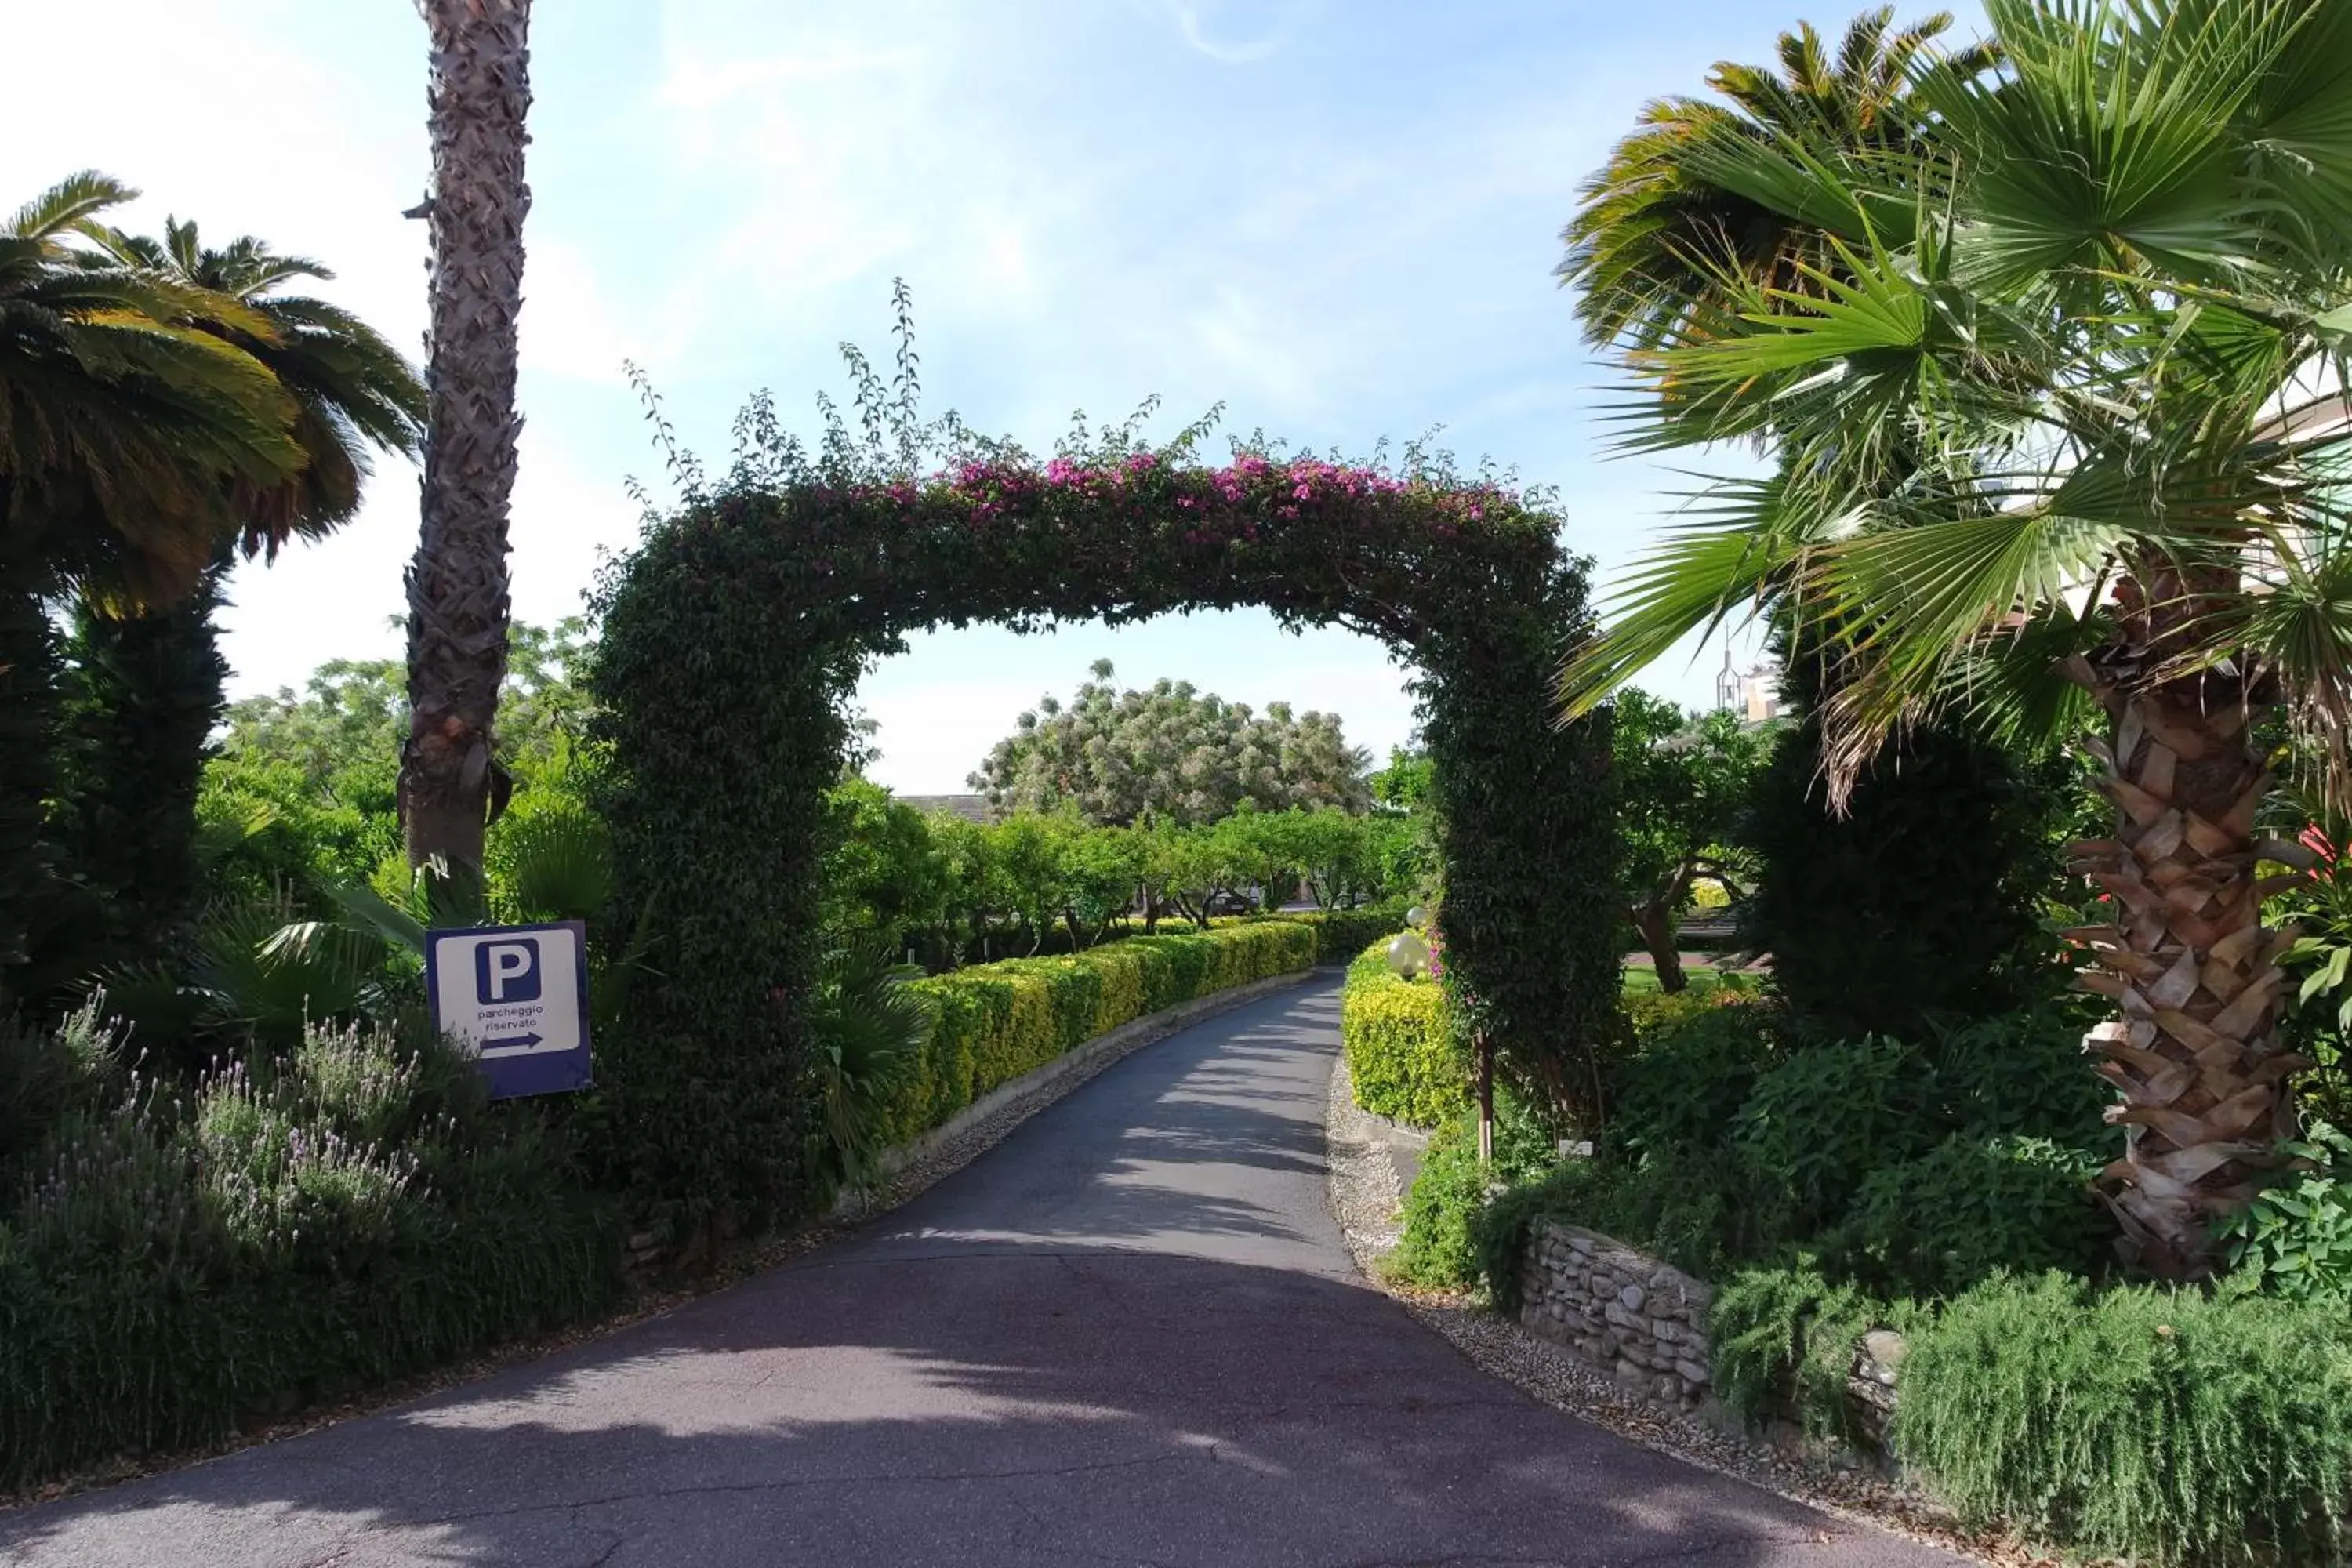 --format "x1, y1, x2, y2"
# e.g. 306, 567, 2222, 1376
587, 351, 1621, 1236
0, 1011, 615, 1486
